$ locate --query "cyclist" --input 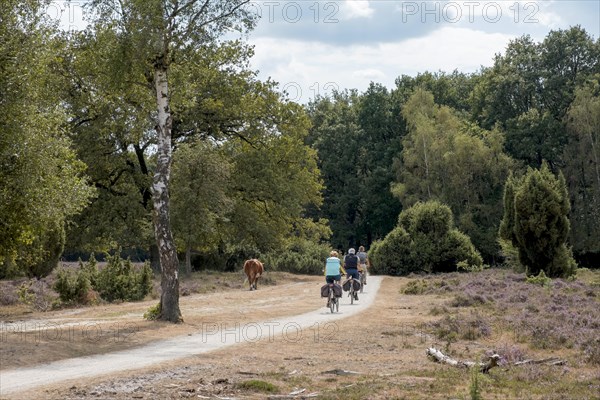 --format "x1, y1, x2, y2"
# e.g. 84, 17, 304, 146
325, 250, 345, 283
356, 245, 369, 285
343, 248, 360, 301
324, 251, 344, 307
